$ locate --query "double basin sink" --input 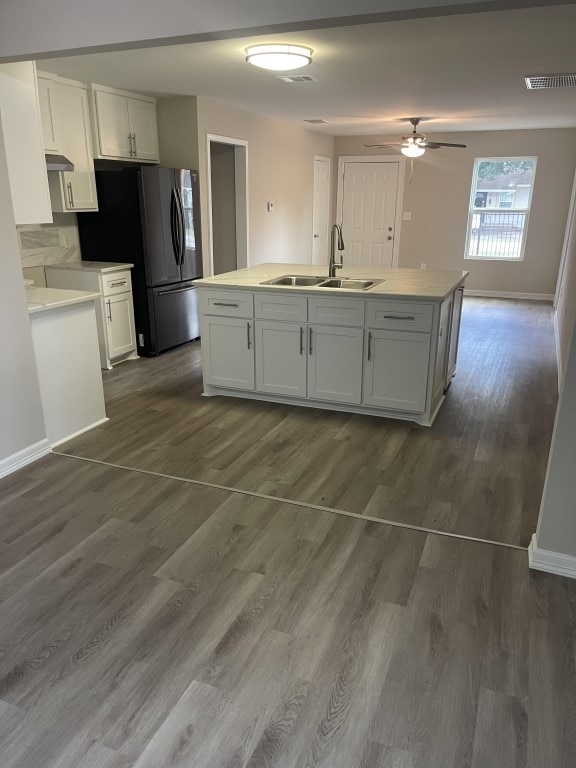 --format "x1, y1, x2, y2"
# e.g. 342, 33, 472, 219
261, 275, 384, 291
